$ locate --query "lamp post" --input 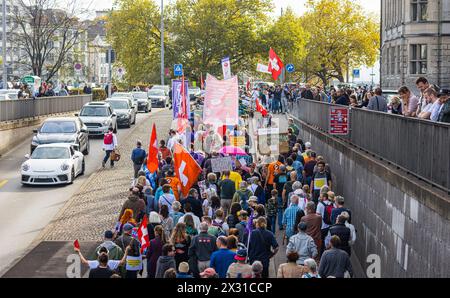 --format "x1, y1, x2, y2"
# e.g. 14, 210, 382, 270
160, 0, 165, 86
2, 0, 7, 89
